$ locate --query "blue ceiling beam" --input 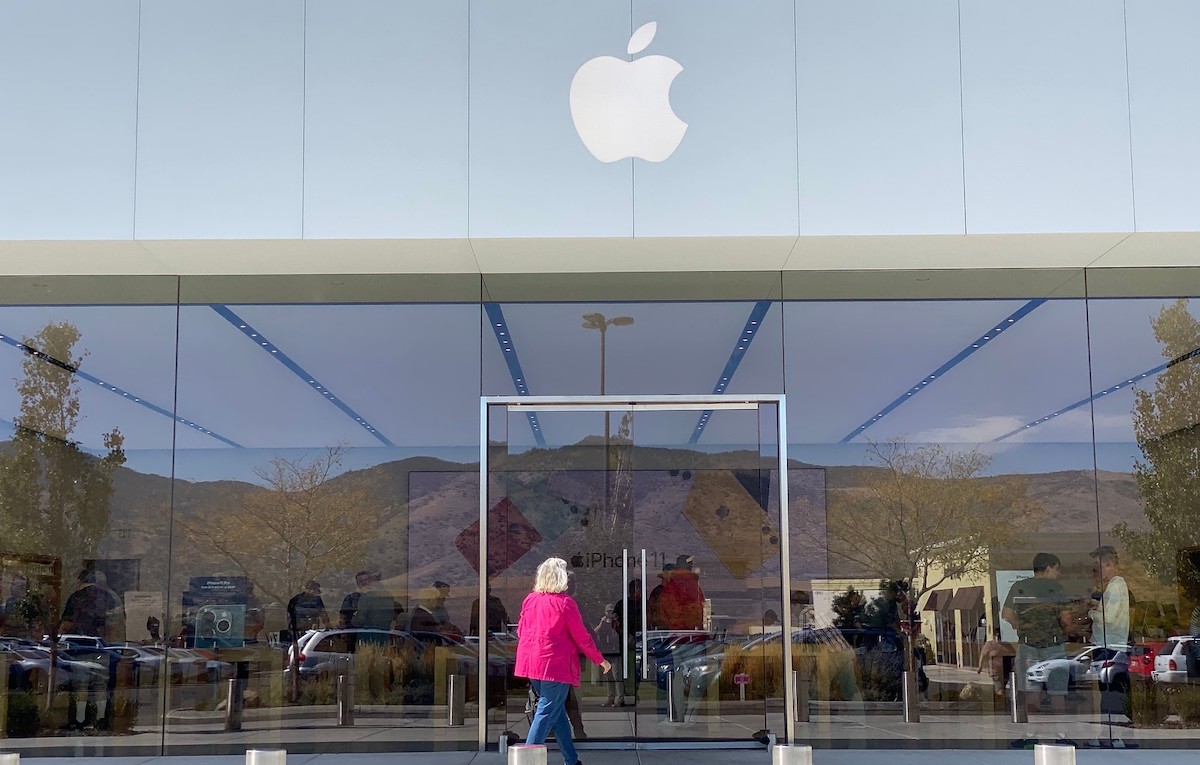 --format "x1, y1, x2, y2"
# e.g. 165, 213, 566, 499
993, 343, 1200, 442
840, 299, 1047, 443
211, 305, 394, 447
484, 303, 545, 447
0, 331, 242, 448
689, 300, 774, 445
